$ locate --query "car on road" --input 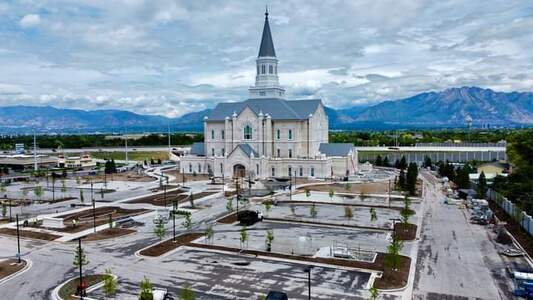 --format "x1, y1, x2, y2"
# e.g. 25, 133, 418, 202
266, 291, 288, 300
